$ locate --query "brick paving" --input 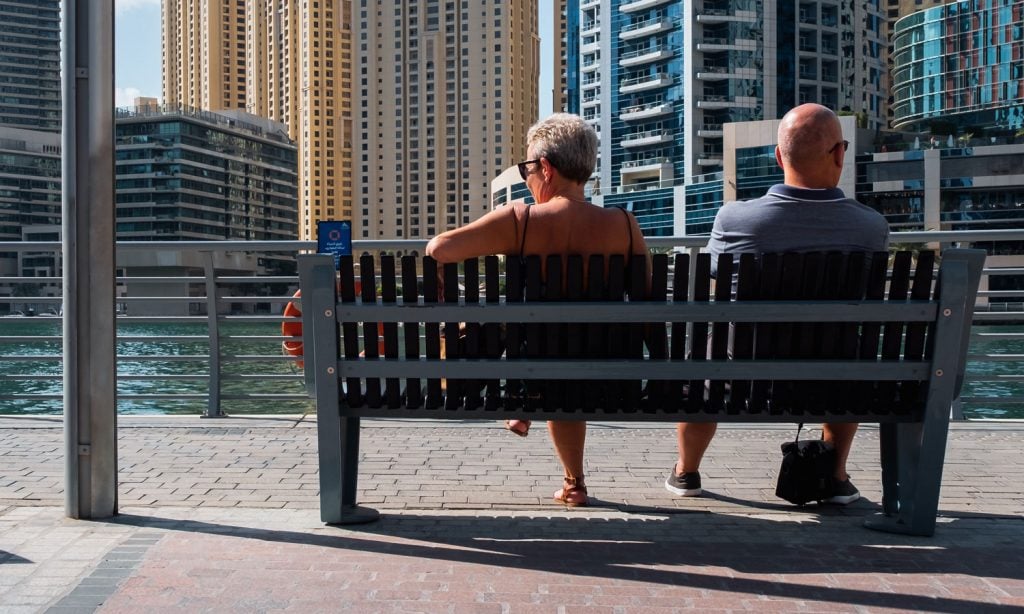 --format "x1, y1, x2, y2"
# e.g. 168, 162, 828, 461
1, 416, 1023, 612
